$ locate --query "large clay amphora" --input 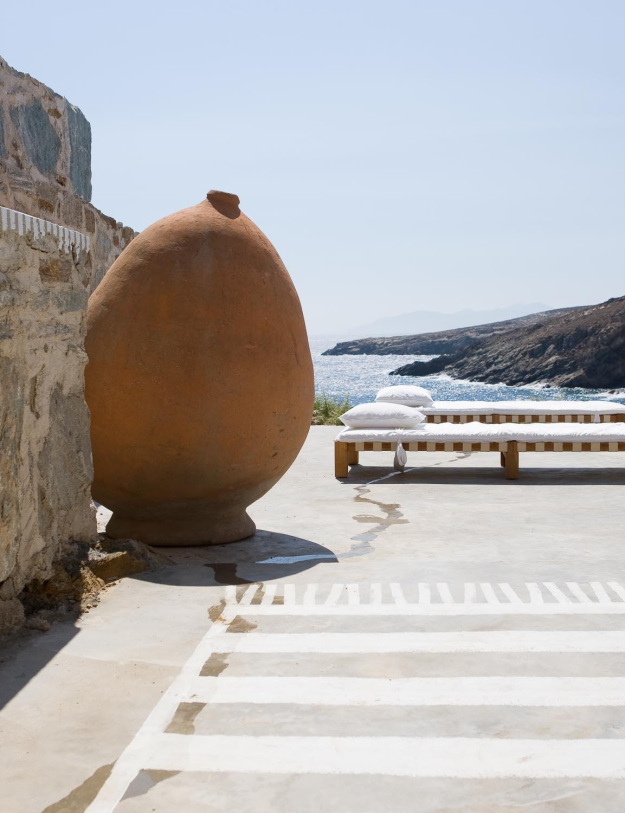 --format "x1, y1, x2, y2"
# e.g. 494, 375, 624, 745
85, 191, 314, 545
